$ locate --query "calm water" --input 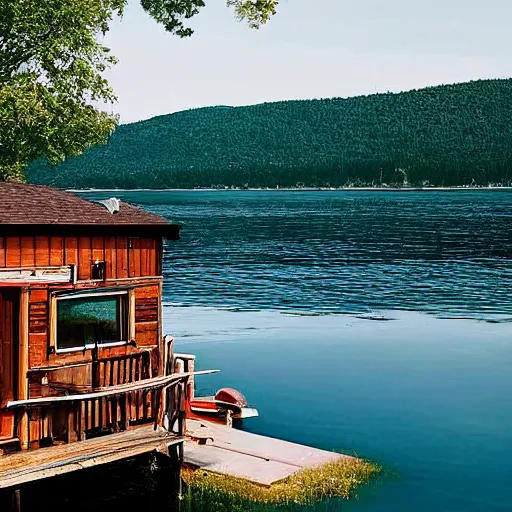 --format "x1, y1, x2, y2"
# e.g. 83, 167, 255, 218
82, 190, 512, 511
